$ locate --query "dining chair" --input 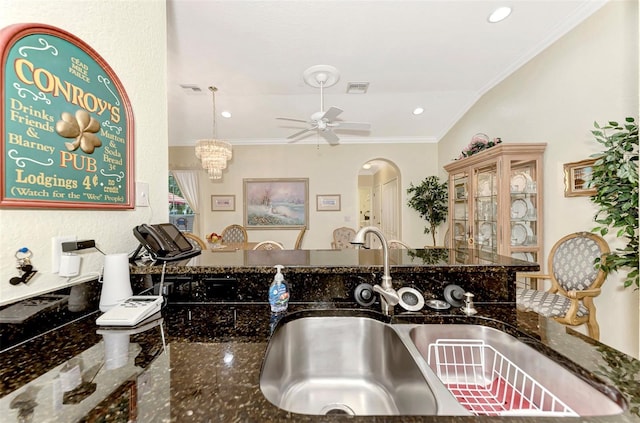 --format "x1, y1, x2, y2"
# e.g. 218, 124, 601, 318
386, 240, 411, 249
516, 231, 610, 340
221, 224, 248, 244
294, 226, 307, 249
253, 241, 285, 251
182, 232, 207, 250
175, 217, 188, 230
331, 227, 357, 249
